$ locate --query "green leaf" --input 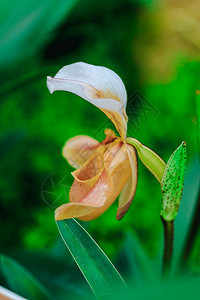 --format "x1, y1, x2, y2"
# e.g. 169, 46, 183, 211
196, 90, 200, 156
126, 137, 166, 182
0, 255, 52, 300
122, 232, 157, 282
0, 0, 79, 68
13, 249, 91, 298
173, 160, 200, 270
161, 142, 187, 221
56, 219, 127, 297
